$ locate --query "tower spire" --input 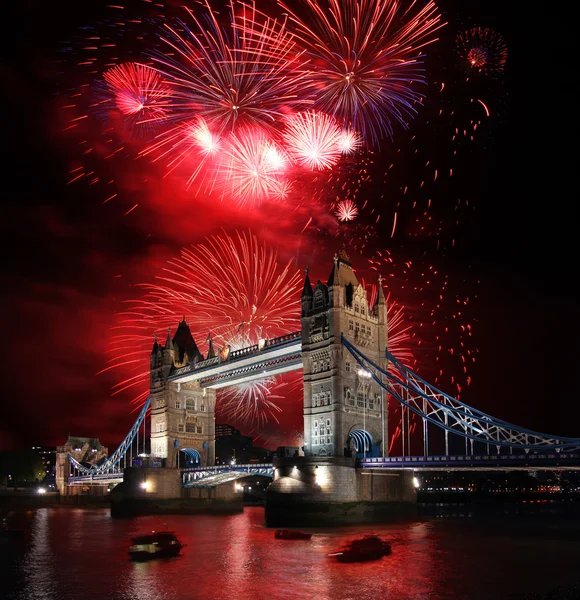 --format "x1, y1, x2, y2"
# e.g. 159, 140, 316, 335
375, 274, 386, 306
165, 326, 172, 348
301, 266, 313, 298
206, 332, 216, 359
